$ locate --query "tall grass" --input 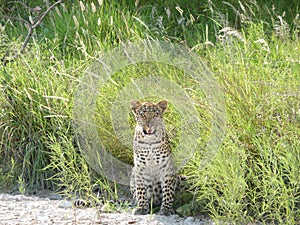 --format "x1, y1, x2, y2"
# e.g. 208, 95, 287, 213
0, 0, 299, 224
